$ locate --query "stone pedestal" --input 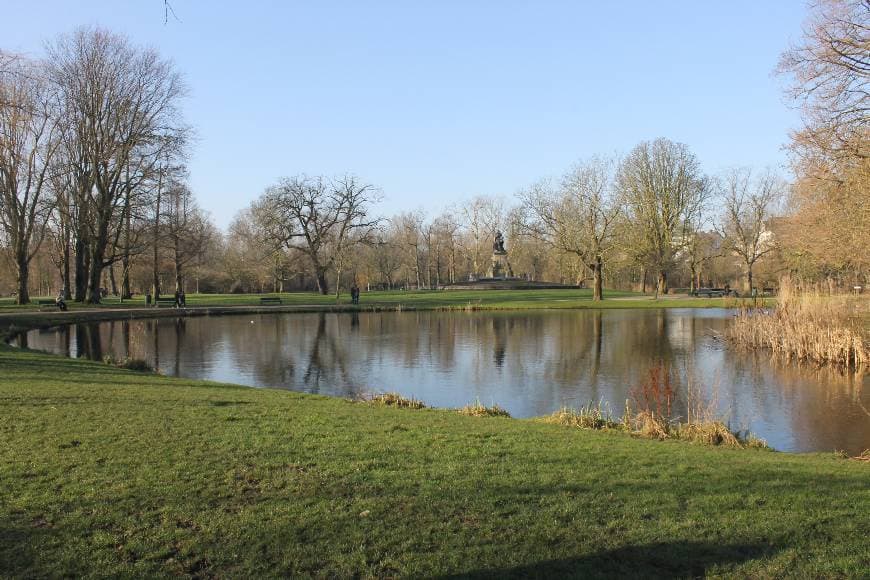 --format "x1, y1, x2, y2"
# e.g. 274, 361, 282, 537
489, 252, 513, 279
